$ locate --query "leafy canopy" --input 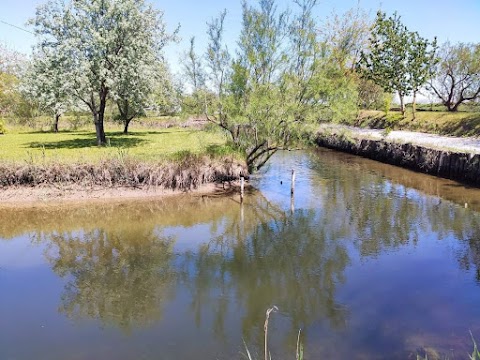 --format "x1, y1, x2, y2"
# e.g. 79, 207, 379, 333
30, 0, 176, 143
